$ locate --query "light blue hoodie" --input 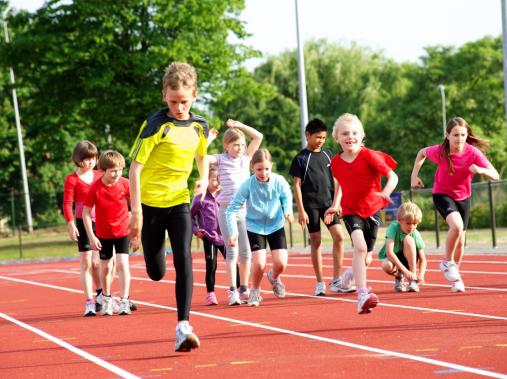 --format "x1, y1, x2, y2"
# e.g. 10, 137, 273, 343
226, 173, 293, 236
